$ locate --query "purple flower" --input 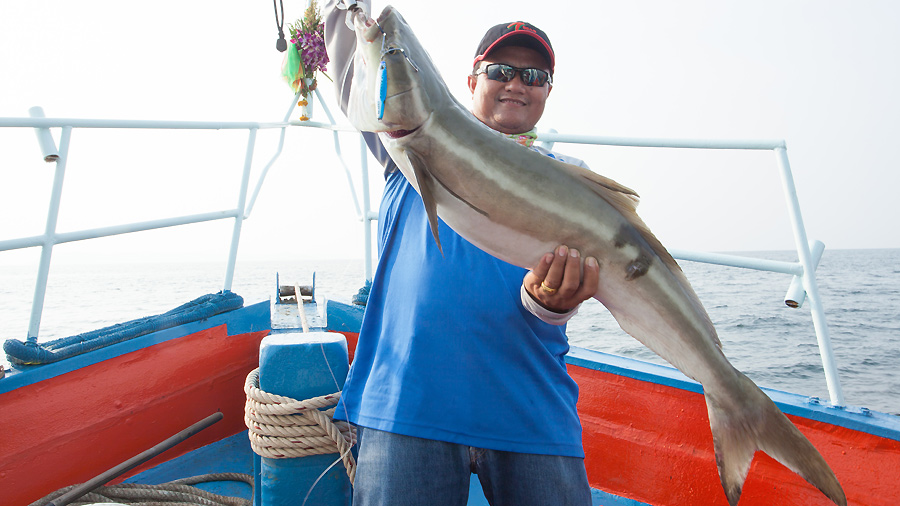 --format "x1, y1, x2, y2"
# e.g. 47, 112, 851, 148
297, 26, 328, 74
